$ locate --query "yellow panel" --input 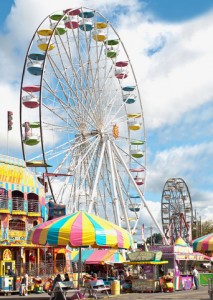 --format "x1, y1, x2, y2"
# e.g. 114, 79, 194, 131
9, 230, 26, 238
12, 211, 27, 215
128, 125, 141, 130
127, 113, 141, 118
28, 212, 41, 217
0, 209, 10, 213
37, 29, 53, 36
93, 35, 107, 42
126, 261, 168, 265
94, 22, 107, 29
38, 44, 55, 51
